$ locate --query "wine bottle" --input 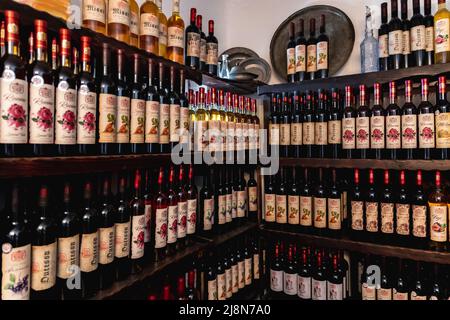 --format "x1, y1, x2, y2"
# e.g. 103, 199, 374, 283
379, 2, 390, 71
0, 21, 4, 58
328, 169, 342, 237
327, 253, 344, 300
342, 86, 356, 159
145, 59, 160, 154
290, 92, 303, 158
269, 243, 283, 300
158, 63, 170, 153
412, 170, 428, 248
206, 252, 217, 300
316, 14, 329, 79
424, 0, 435, 65
297, 247, 311, 300
365, 169, 380, 242
361, 255, 376, 300
275, 168, 288, 229
185, 8, 200, 69
279, 94, 291, 158
226, 93, 236, 157
179, 70, 190, 148
380, 170, 395, 244
283, 244, 297, 299
402, 79, 418, 160
166, 166, 178, 255
215, 167, 227, 233
418, 78, 435, 160
236, 167, 248, 225
230, 243, 238, 296
264, 173, 276, 228
314, 90, 329, 158
252, 238, 261, 291
107, 0, 130, 43
306, 19, 317, 80
300, 168, 313, 233
144, 169, 153, 261
206, 20, 219, 75
356, 85, 371, 159
401, 0, 412, 68
115, 175, 131, 280
434, 0, 450, 64
377, 257, 393, 300
243, 238, 253, 290
287, 22, 296, 83
388, 0, 404, 69
328, 89, 342, 159
312, 250, 327, 301
216, 252, 226, 301
429, 264, 445, 300
371, 83, 386, 160
396, 170, 411, 246
177, 166, 188, 249
435, 76, 450, 160
186, 165, 197, 244
139, 0, 159, 55
248, 169, 258, 222
313, 168, 327, 235
130, 170, 145, 274
186, 269, 199, 300
429, 171, 448, 251
200, 169, 214, 236
197, 15, 207, 72
295, 19, 307, 82
386, 81, 402, 160
393, 259, 409, 300
152, 167, 168, 261
269, 94, 280, 154
168, 67, 180, 152
29, 19, 55, 156
350, 169, 364, 240
176, 275, 187, 300
223, 247, 232, 300
410, 262, 427, 300
286, 168, 300, 231
130, 54, 145, 154
231, 168, 238, 226
302, 92, 315, 158
116, 49, 131, 155
410, 0, 426, 66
